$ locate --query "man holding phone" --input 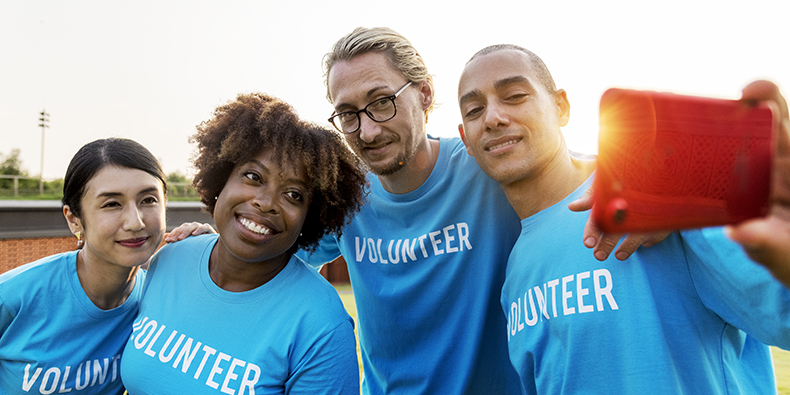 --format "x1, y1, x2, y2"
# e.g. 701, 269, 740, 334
727, 80, 790, 288
457, 44, 790, 393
